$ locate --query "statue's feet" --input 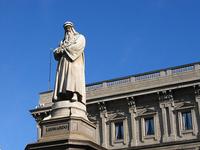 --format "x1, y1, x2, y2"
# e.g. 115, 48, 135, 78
71, 93, 78, 102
